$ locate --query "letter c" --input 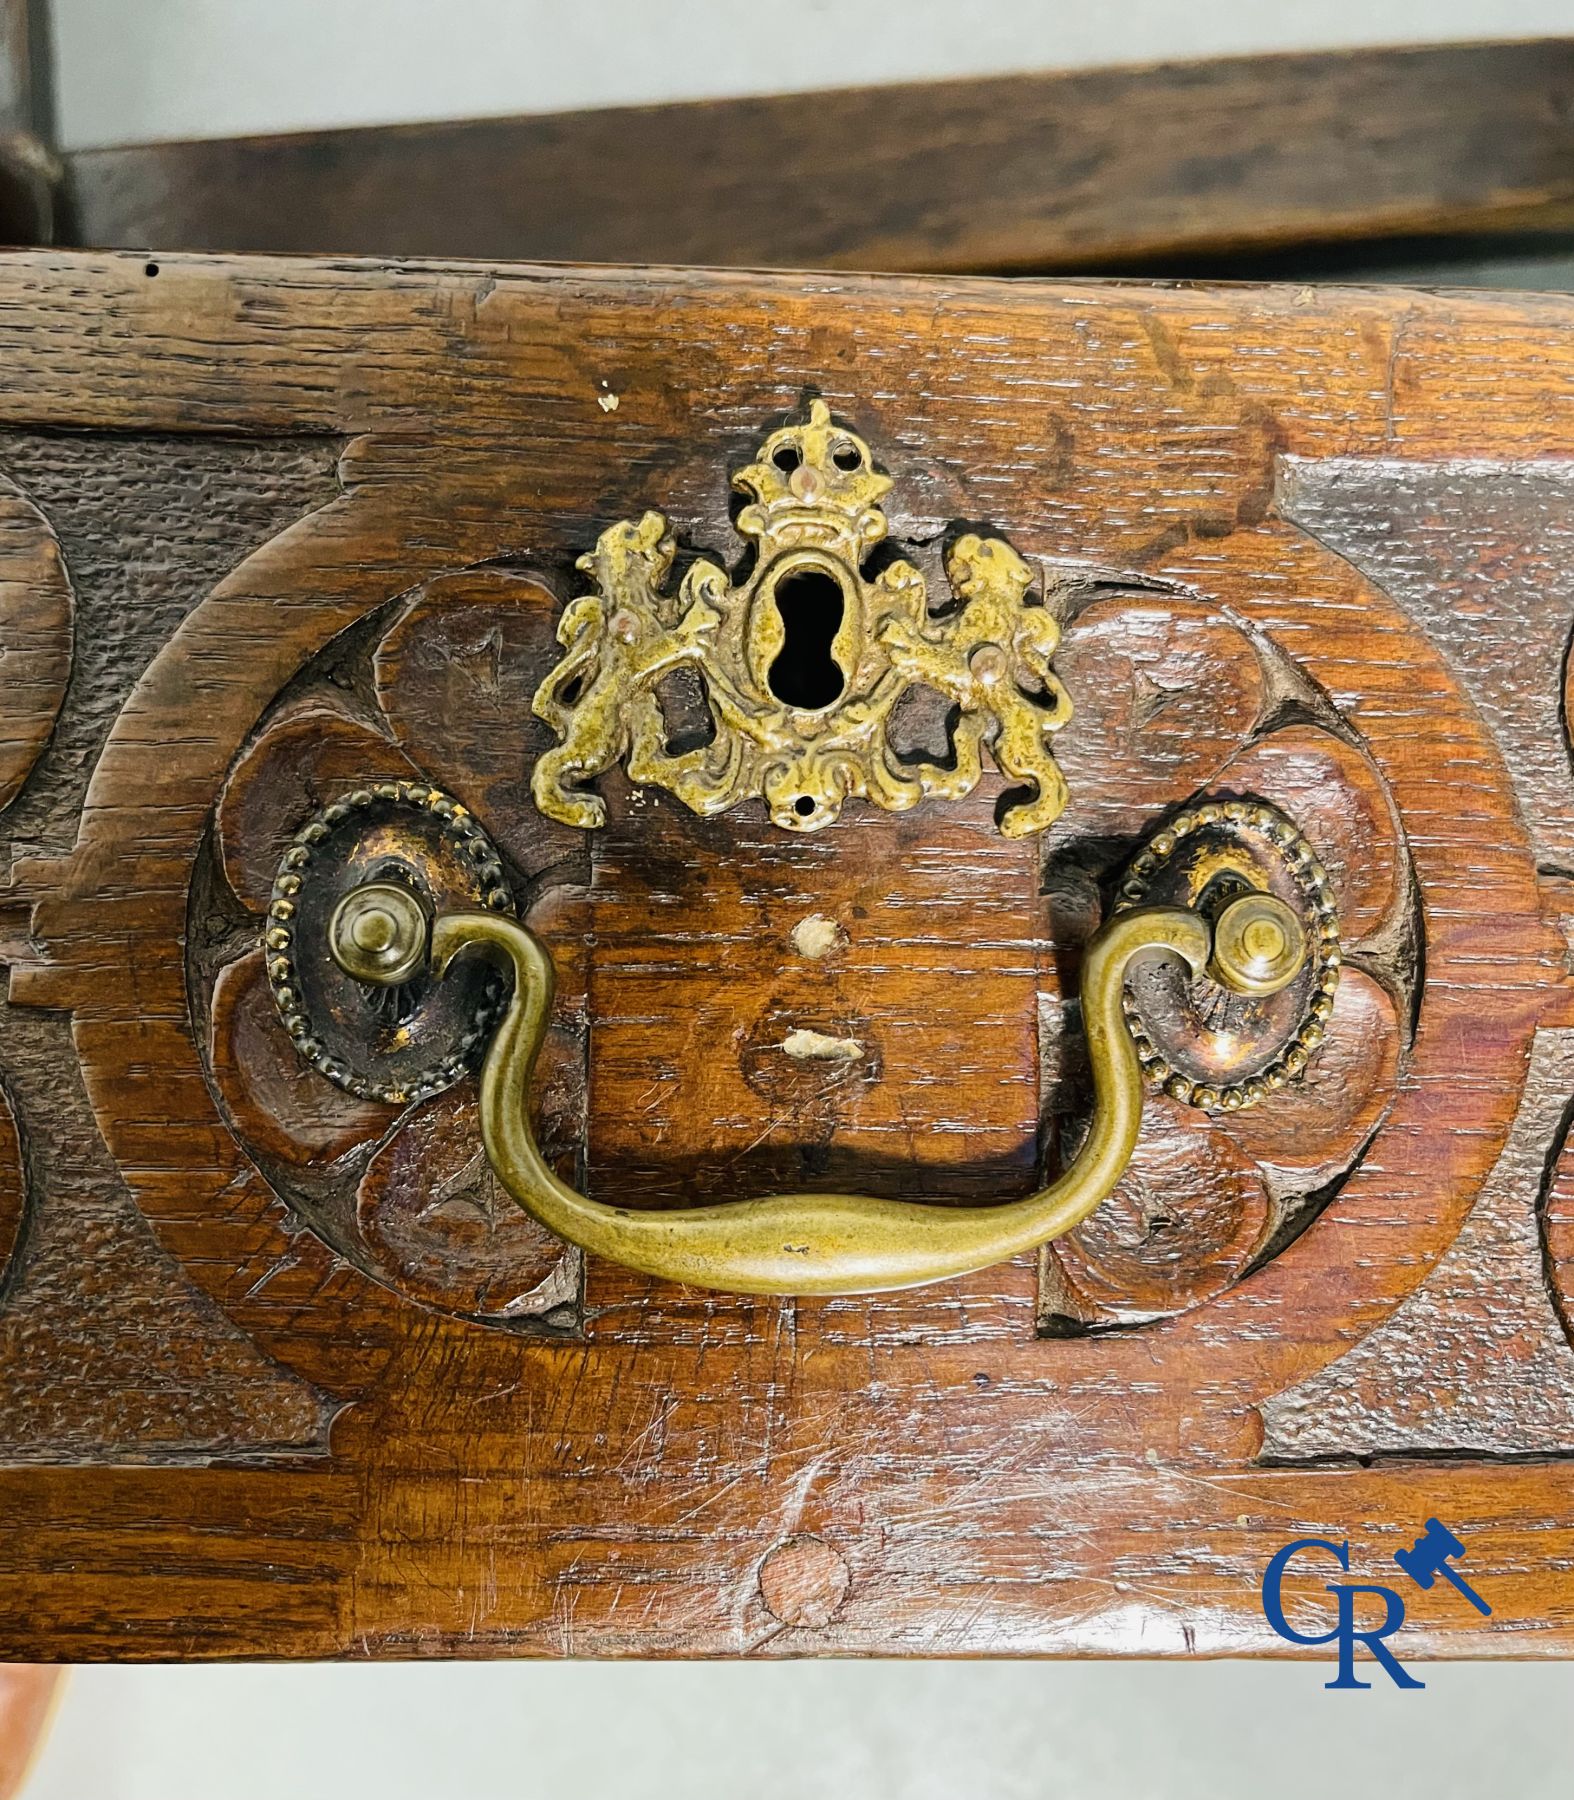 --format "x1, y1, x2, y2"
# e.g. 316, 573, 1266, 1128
1261, 1537, 1350, 1645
